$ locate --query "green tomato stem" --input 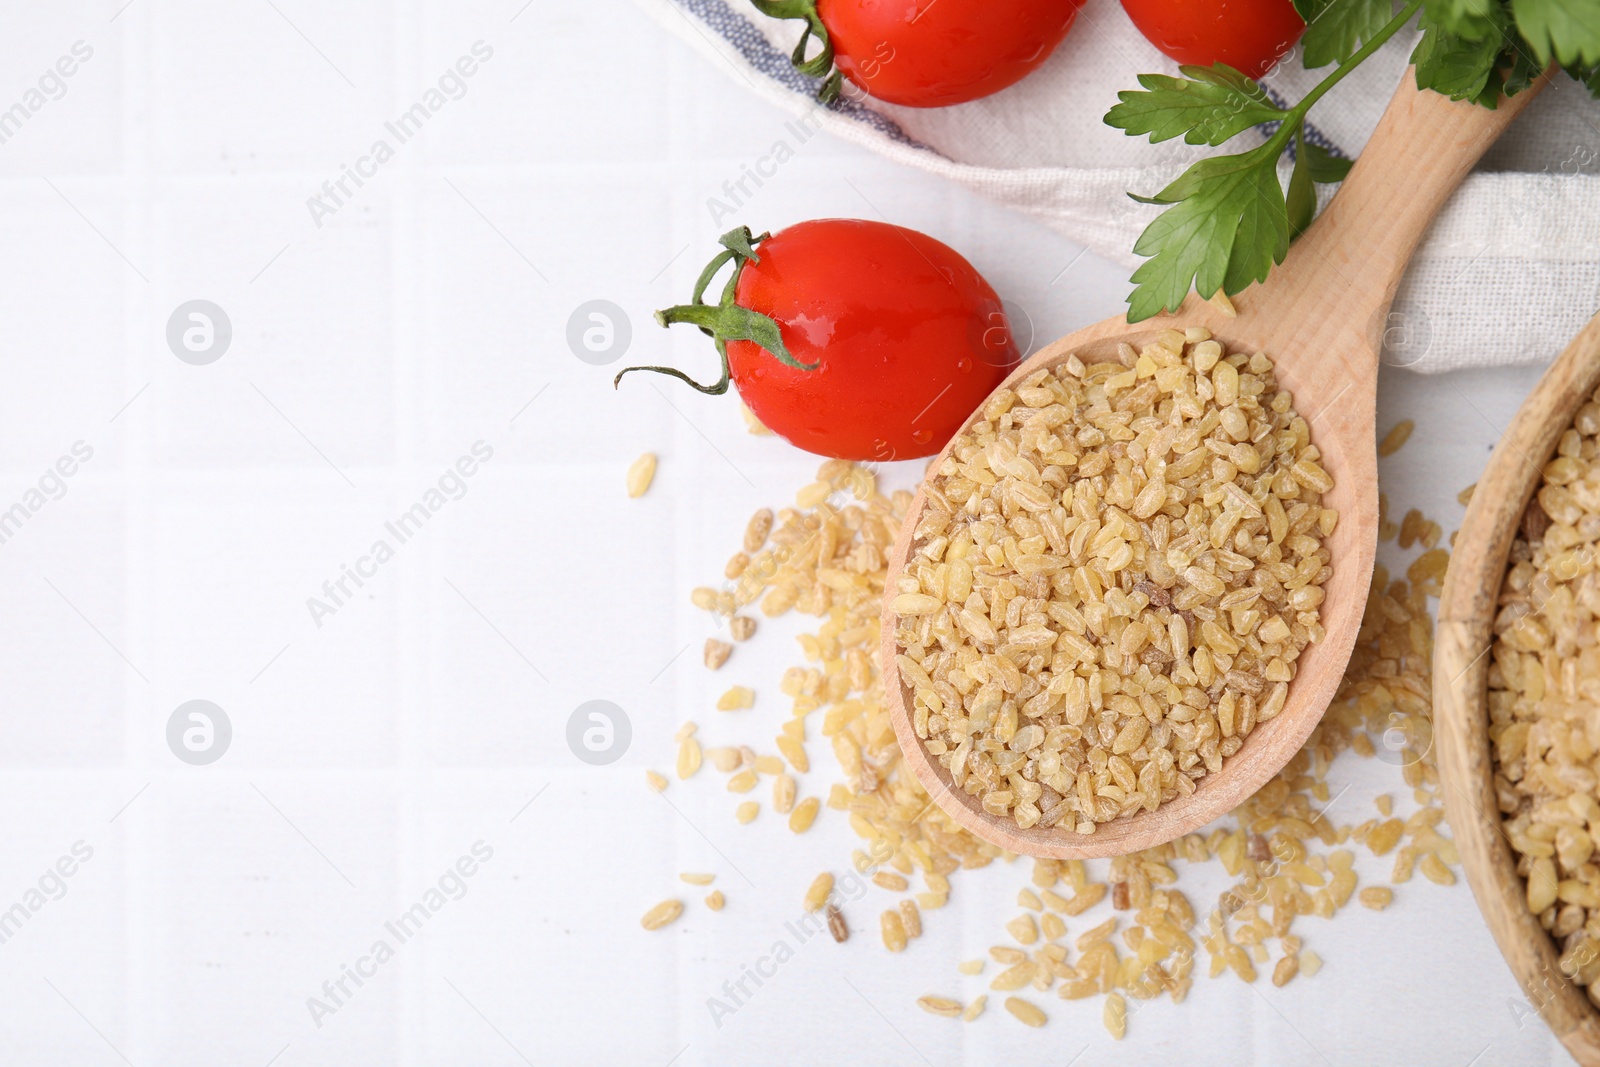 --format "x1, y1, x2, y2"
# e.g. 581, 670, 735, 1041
748, 0, 843, 102
613, 226, 819, 395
